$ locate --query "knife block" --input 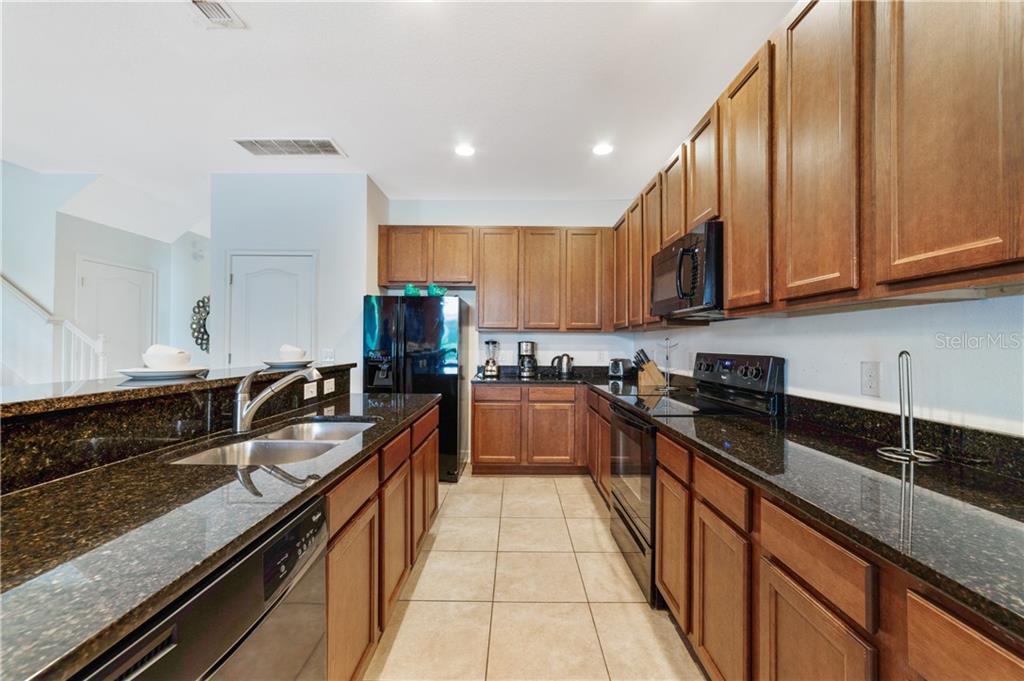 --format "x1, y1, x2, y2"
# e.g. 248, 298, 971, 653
637, 362, 667, 392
